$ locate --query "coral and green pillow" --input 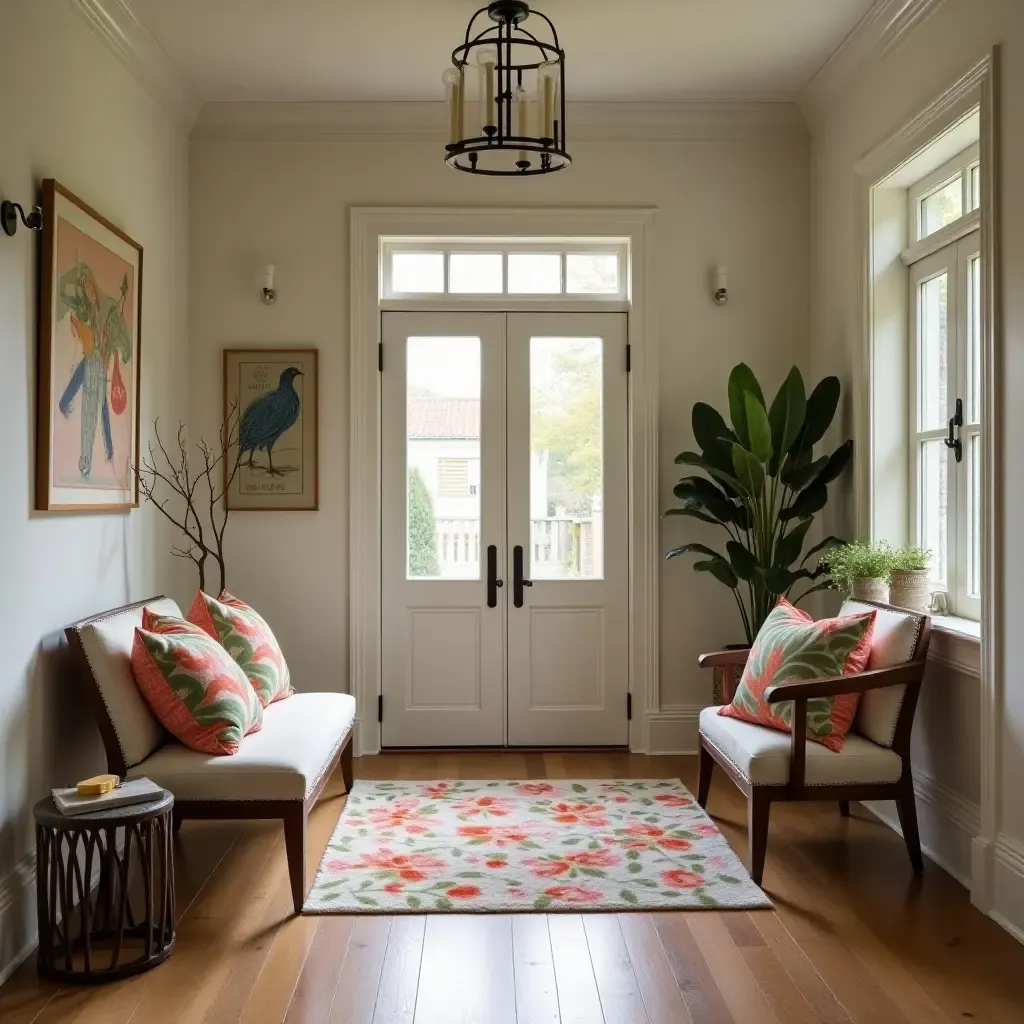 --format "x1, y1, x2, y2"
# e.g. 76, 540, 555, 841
188, 591, 293, 707
719, 598, 876, 752
131, 612, 262, 755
